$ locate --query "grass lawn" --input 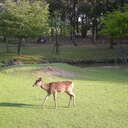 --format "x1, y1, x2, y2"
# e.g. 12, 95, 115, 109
0, 63, 128, 128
